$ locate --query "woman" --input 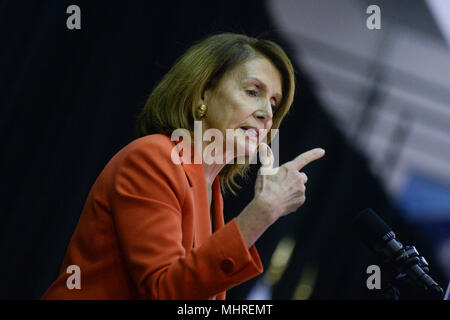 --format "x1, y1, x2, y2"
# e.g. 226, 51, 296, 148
41, 32, 325, 300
